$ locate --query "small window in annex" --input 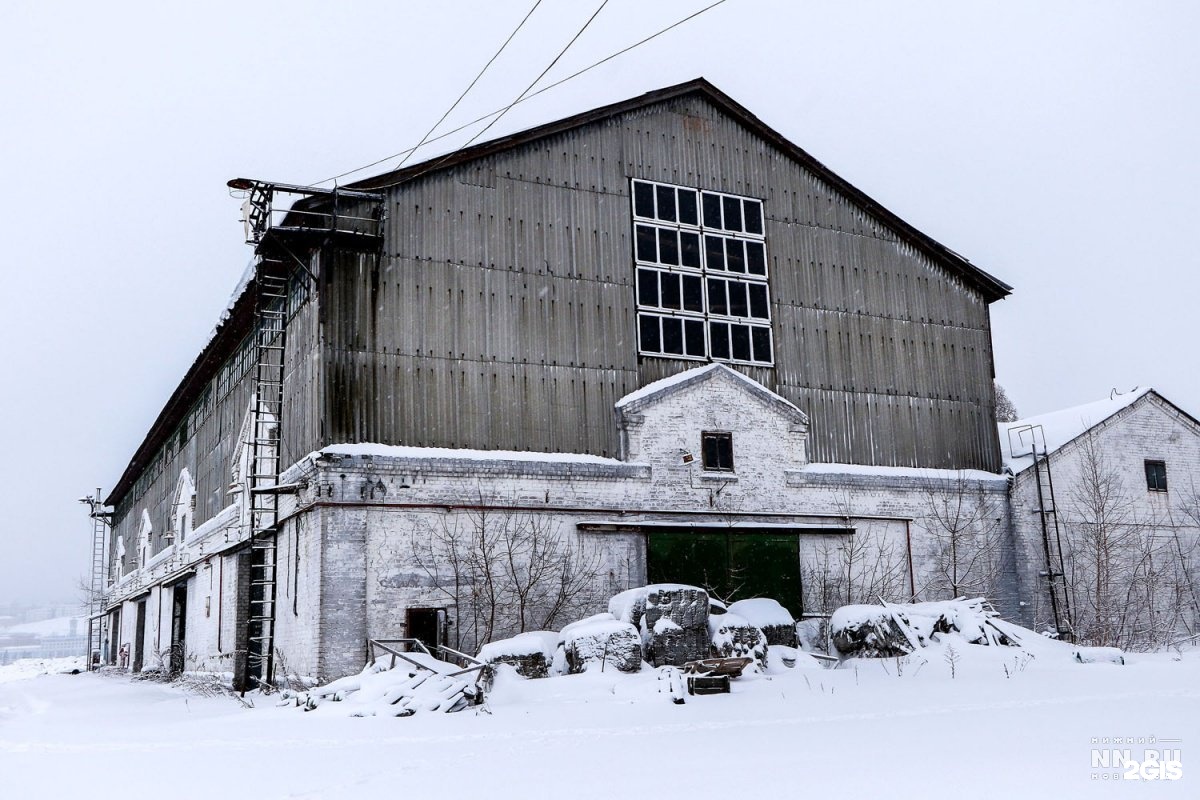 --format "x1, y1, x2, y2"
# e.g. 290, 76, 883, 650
701, 431, 734, 472
632, 179, 772, 366
1145, 460, 1168, 493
